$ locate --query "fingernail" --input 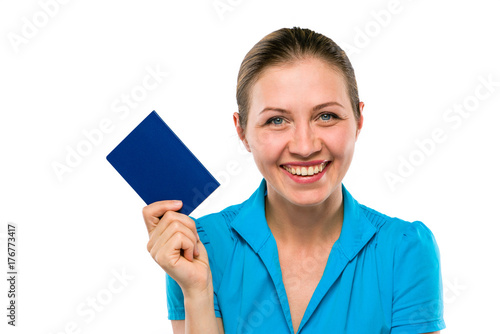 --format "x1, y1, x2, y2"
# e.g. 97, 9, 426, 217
195, 242, 200, 257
